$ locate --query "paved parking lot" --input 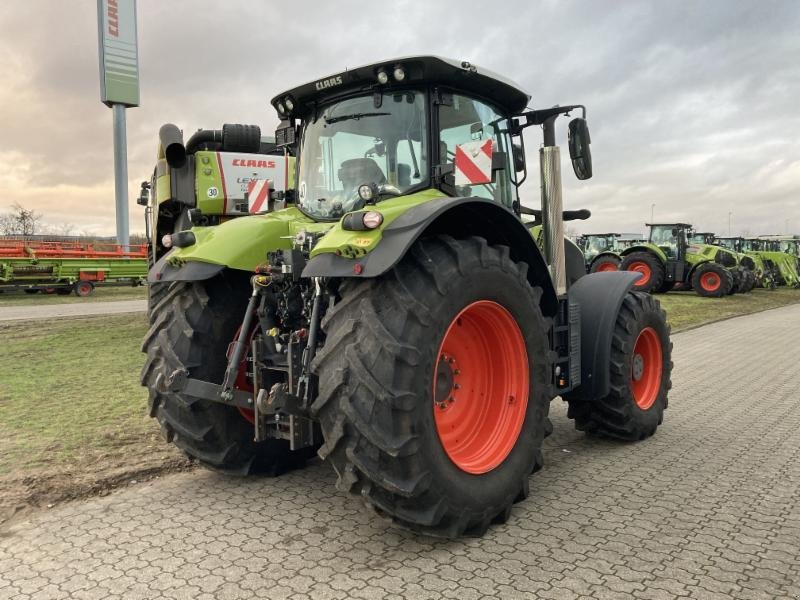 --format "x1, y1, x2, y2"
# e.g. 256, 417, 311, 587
1, 304, 799, 599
